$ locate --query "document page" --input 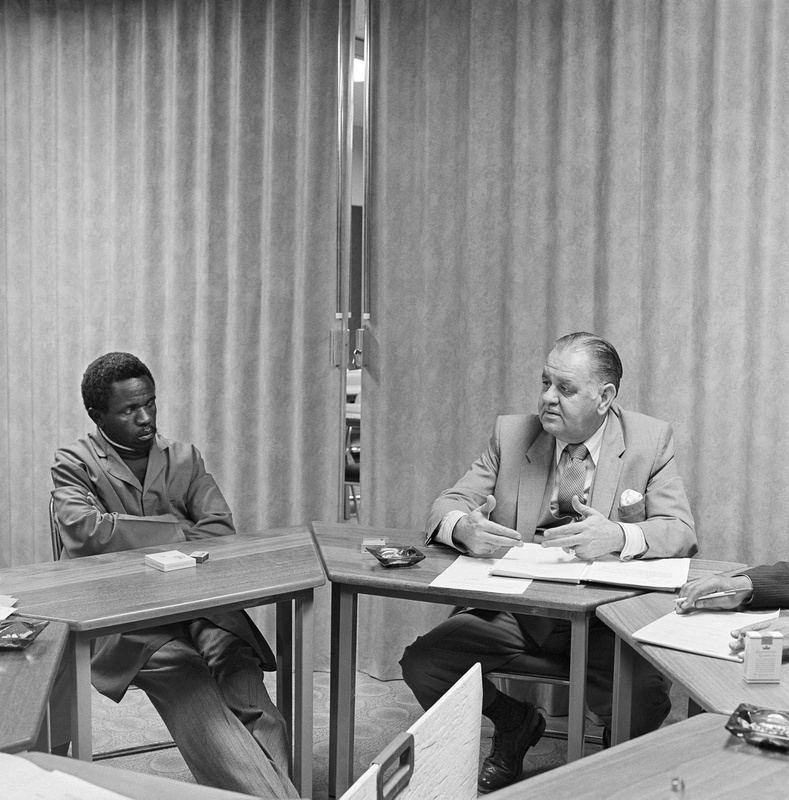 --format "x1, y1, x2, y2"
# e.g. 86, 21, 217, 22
489, 543, 589, 582
583, 557, 690, 590
633, 609, 780, 661
430, 555, 531, 594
